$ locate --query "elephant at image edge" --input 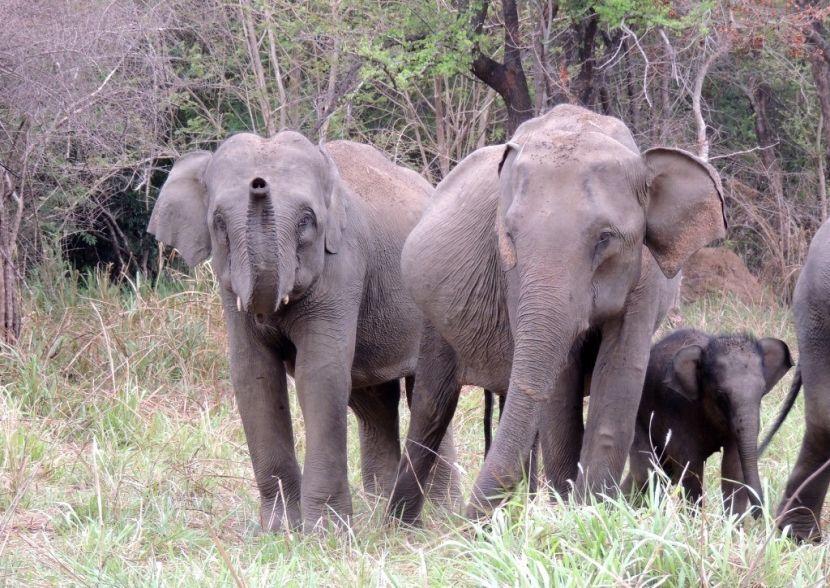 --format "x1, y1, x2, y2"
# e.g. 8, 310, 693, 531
389, 104, 726, 523
766, 217, 830, 542
148, 132, 460, 530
